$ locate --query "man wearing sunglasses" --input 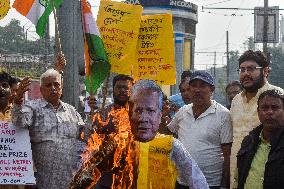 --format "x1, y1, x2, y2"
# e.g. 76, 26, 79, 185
230, 50, 283, 187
